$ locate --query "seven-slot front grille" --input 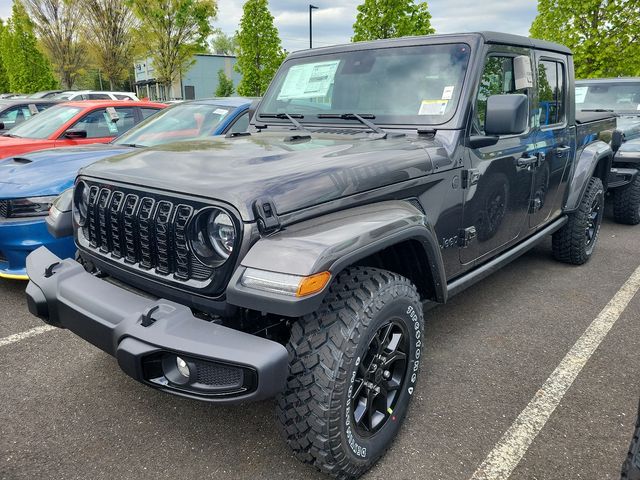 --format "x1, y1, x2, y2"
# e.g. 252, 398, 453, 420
81, 182, 215, 282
